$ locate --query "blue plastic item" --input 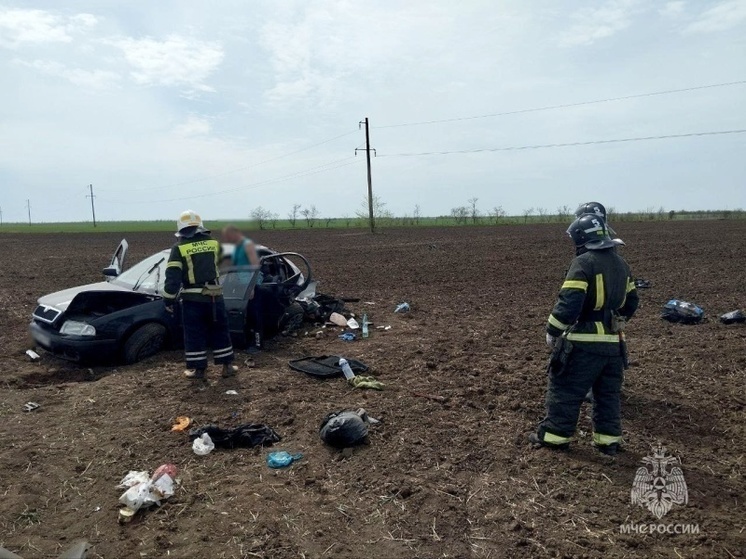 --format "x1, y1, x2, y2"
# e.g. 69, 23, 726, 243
266, 451, 303, 469
662, 299, 704, 324
338, 332, 356, 341
395, 303, 410, 313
